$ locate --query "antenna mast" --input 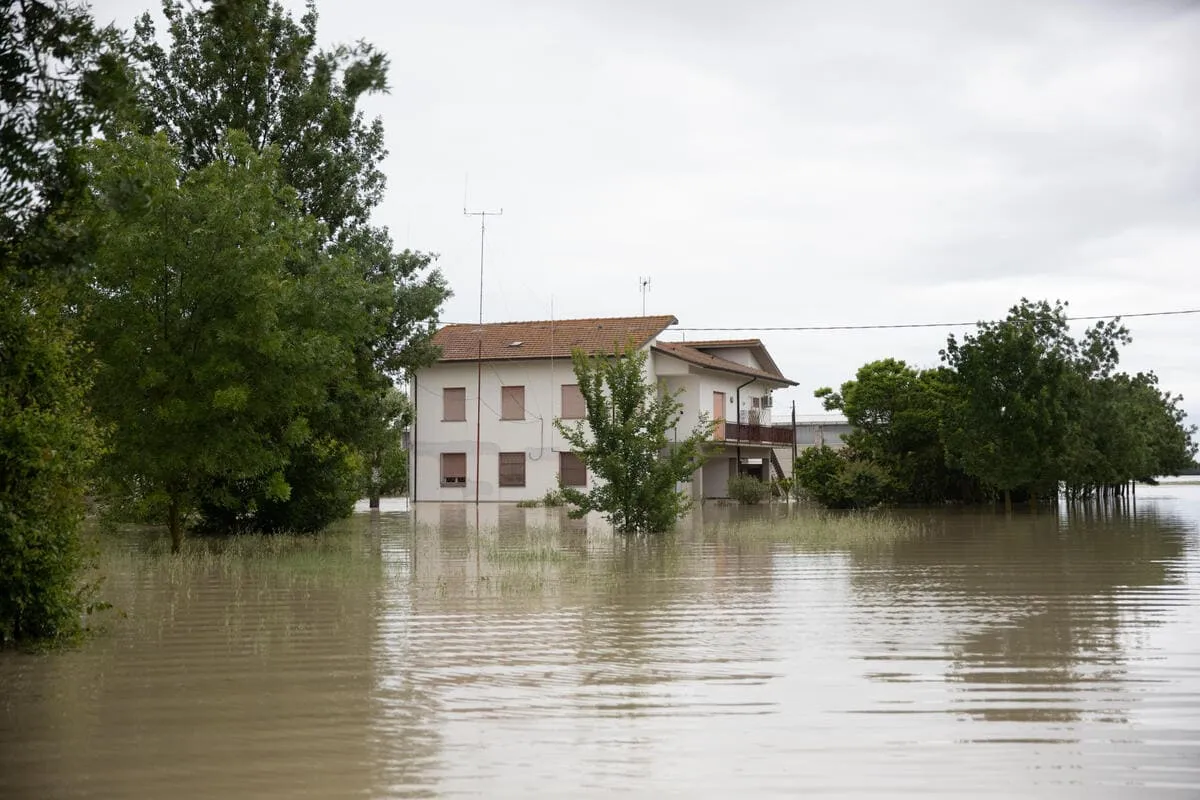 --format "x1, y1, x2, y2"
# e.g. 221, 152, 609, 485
465, 204, 503, 506
639, 276, 651, 316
